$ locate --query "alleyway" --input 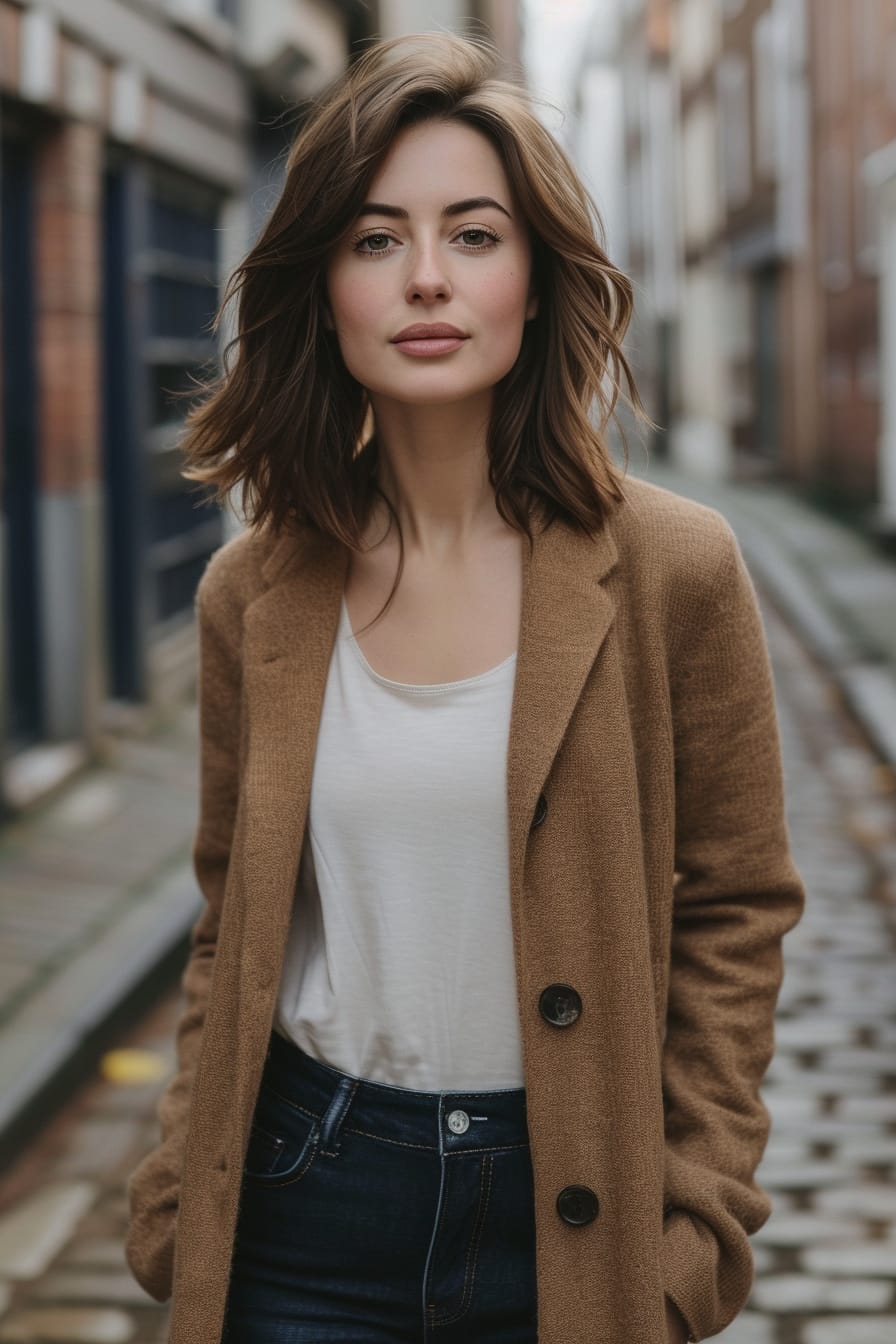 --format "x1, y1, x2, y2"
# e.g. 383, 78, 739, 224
0, 582, 894, 1343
